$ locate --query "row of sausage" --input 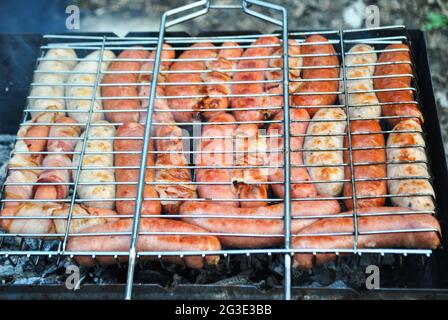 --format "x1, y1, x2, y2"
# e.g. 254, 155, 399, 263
3, 113, 435, 211
27, 35, 421, 126
1, 112, 440, 268
0, 34, 440, 270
